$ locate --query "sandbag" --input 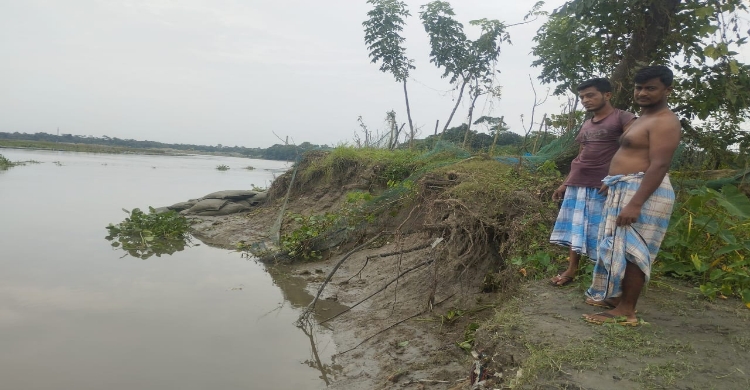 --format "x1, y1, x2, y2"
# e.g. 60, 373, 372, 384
201, 190, 258, 200
193, 202, 252, 216
184, 199, 229, 214
167, 200, 198, 211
